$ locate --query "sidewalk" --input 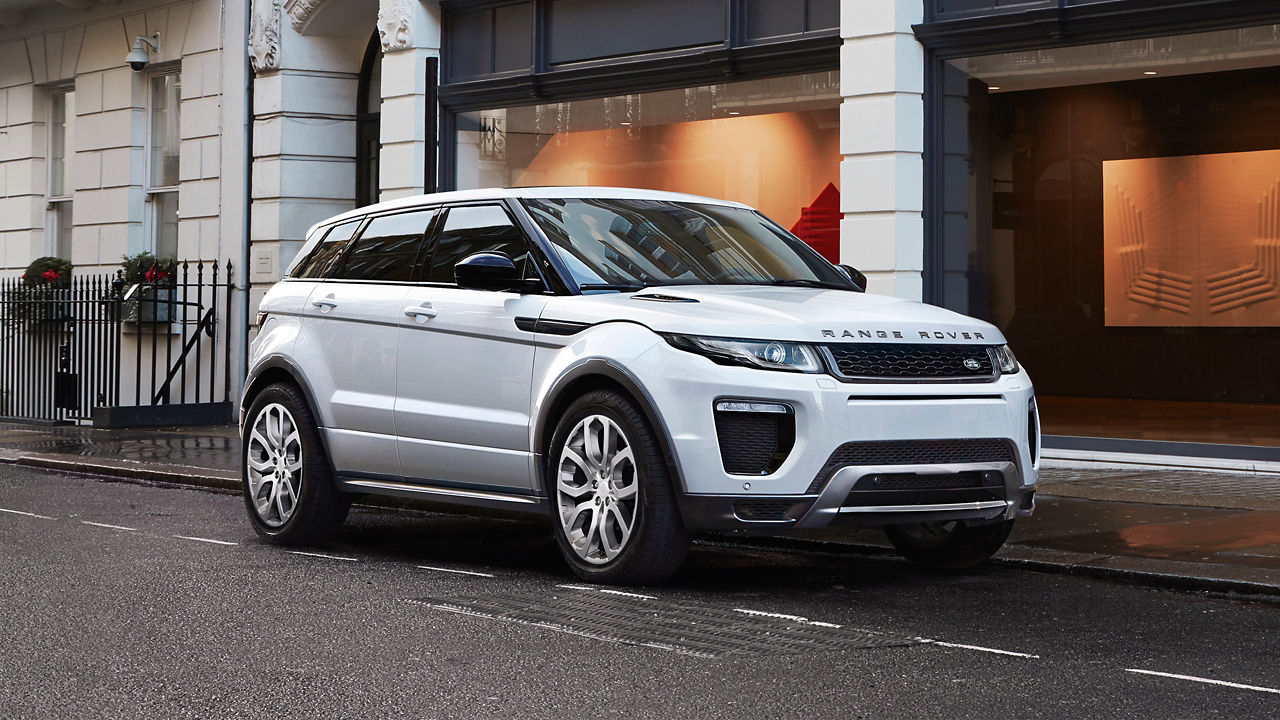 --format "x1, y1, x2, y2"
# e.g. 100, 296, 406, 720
2, 422, 1278, 596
